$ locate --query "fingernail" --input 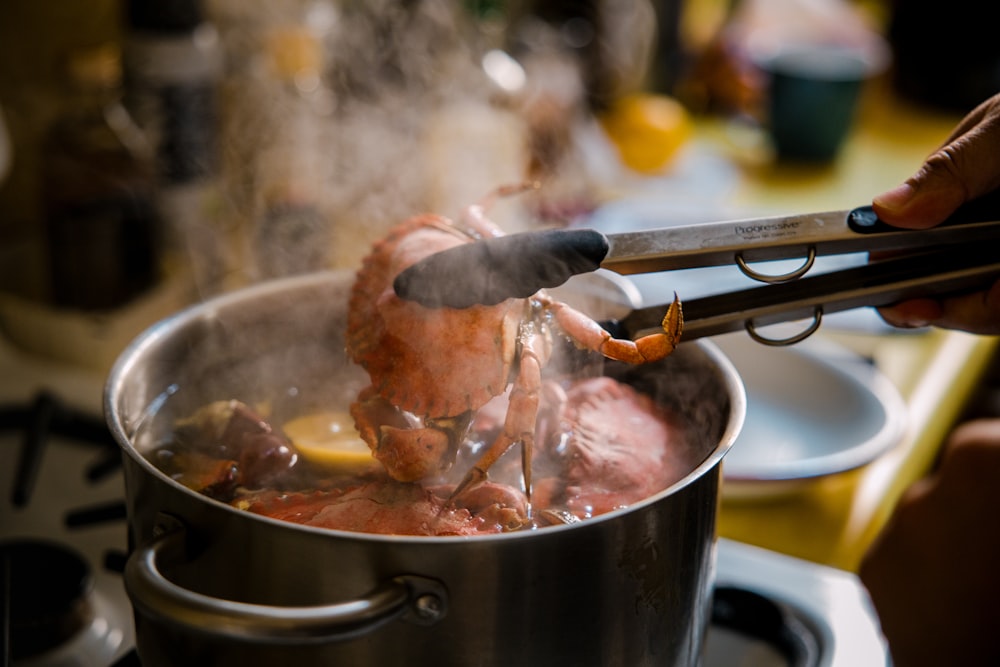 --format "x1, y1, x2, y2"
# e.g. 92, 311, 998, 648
872, 183, 917, 213
899, 315, 931, 329
892, 299, 942, 328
